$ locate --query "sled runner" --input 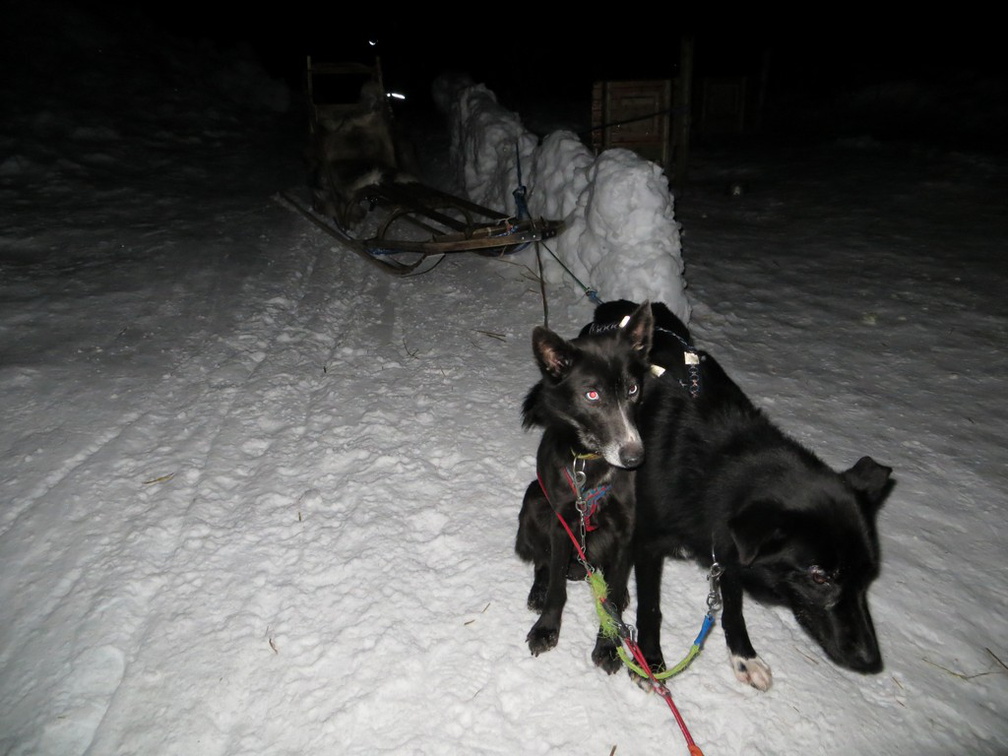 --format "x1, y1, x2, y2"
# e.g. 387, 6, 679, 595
296, 56, 562, 275
278, 185, 561, 275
